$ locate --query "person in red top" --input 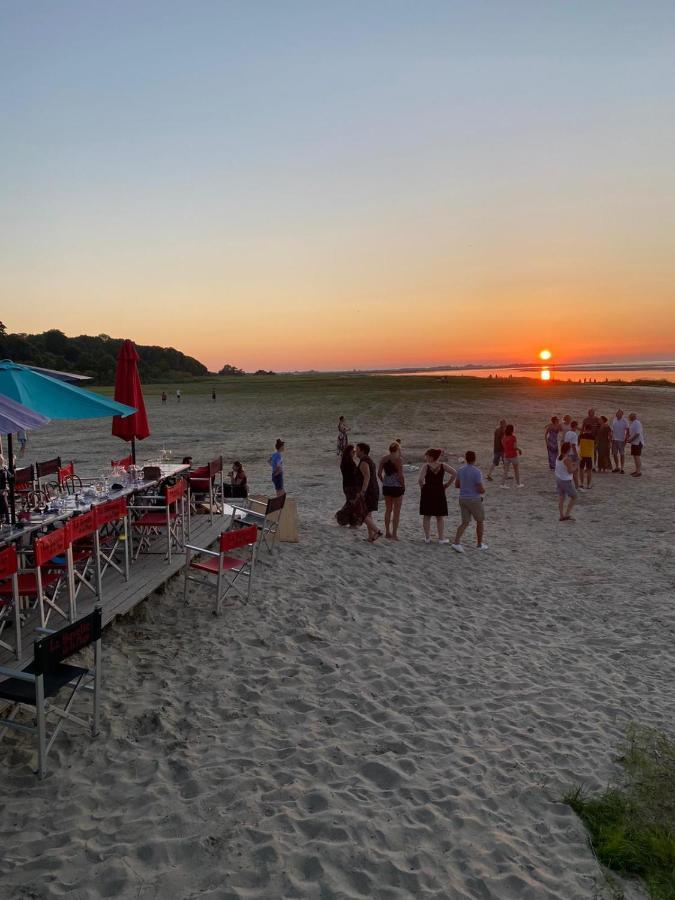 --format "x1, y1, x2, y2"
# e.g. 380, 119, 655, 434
501, 423, 524, 488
